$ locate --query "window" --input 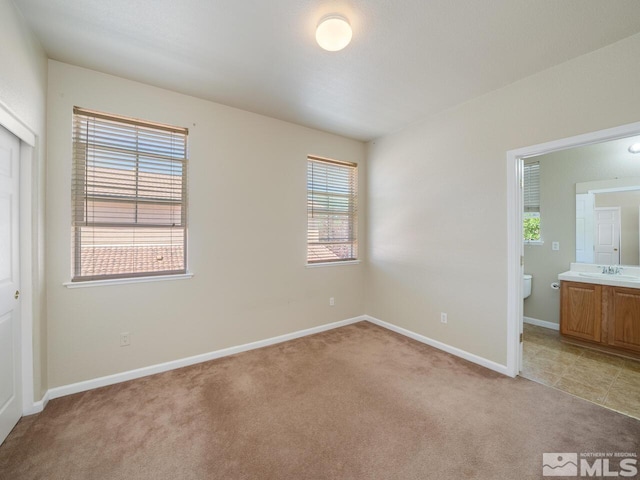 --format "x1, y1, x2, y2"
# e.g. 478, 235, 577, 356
523, 161, 540, 242
71, 107, 188, 281
307, 156, 358, 264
